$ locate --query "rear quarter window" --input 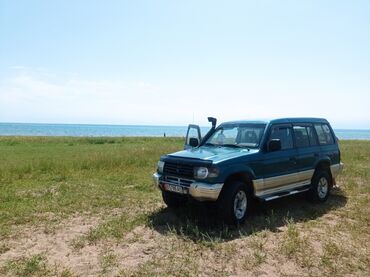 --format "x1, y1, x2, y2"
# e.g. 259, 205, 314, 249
314, 124, 334, 145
